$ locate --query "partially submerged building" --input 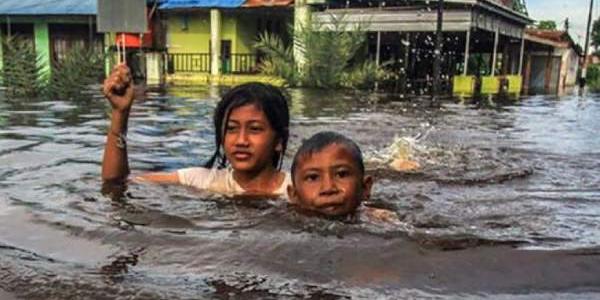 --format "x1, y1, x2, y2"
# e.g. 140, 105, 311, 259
0, 0, 103, 78
159, 0, 293, 83
522, 29, 581, 94
308, 0, 533, 95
